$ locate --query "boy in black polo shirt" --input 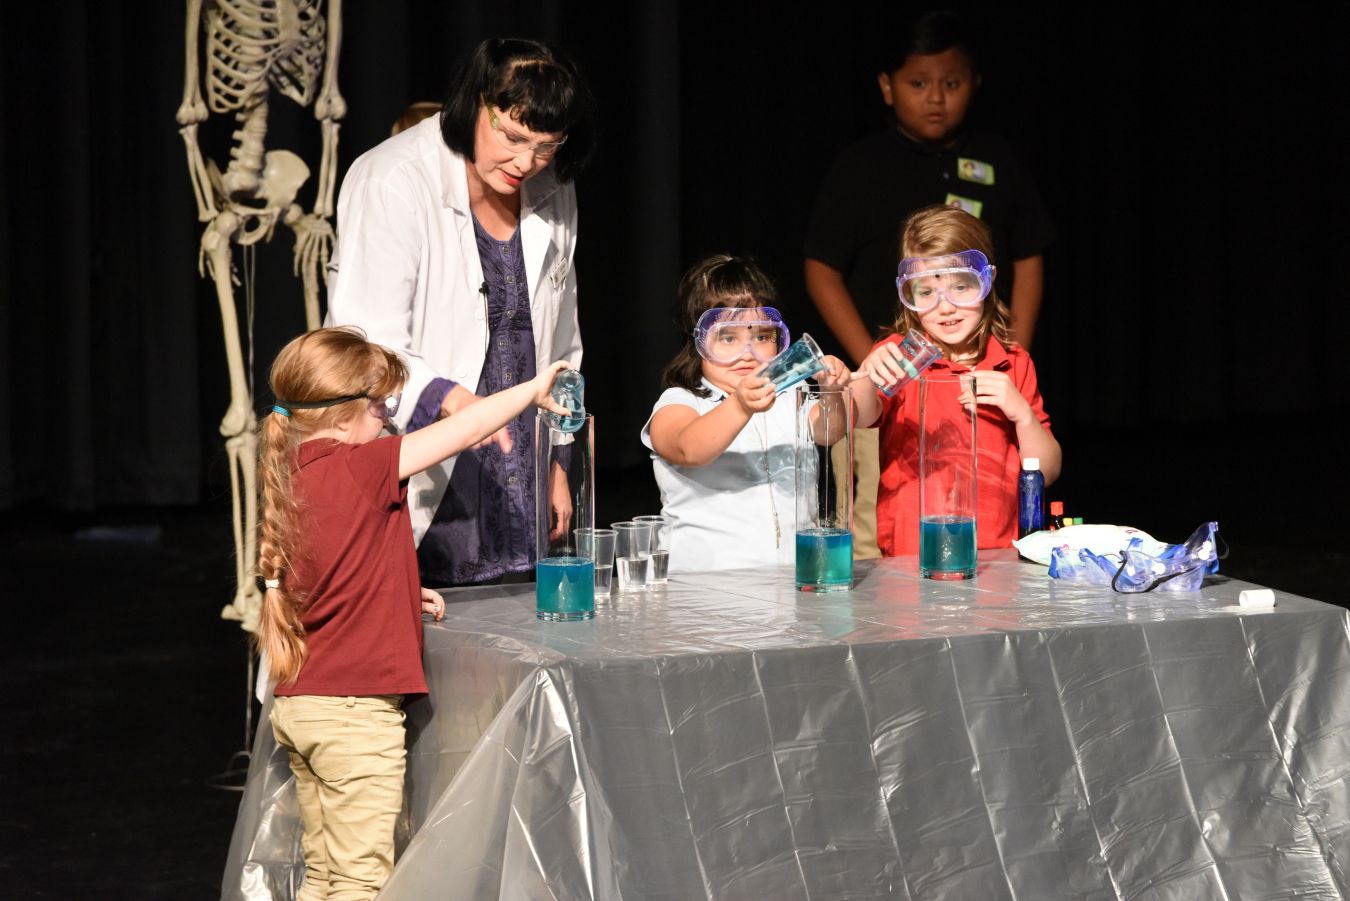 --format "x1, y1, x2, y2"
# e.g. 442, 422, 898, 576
804, 11, 1054, 558
805, 11, 1055, 359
